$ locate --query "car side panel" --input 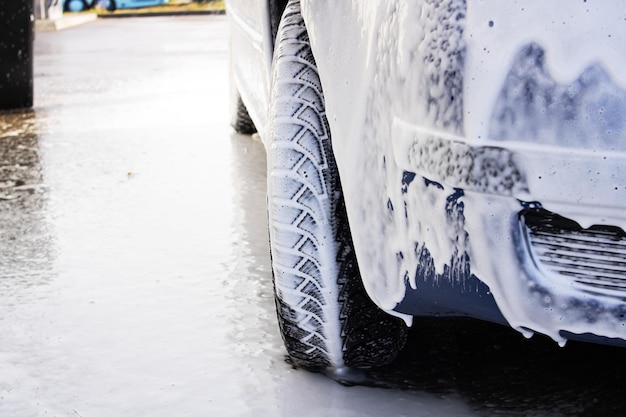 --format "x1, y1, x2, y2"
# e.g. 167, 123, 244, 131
227, 0, 274, 135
